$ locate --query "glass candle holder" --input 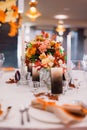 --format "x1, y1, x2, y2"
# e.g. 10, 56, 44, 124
50, 67, 63, 94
